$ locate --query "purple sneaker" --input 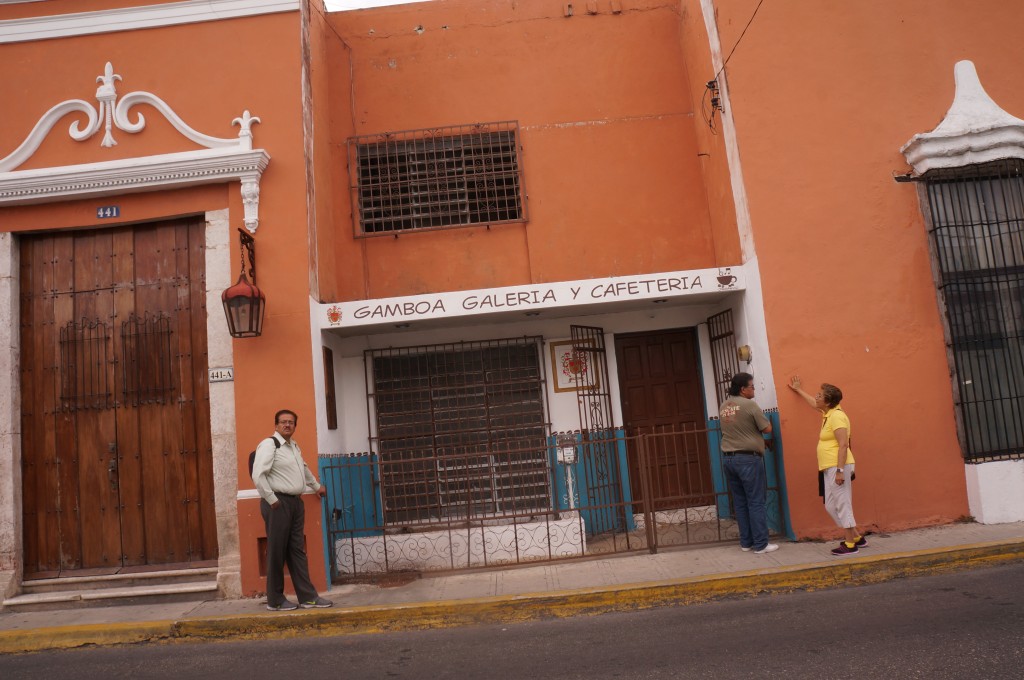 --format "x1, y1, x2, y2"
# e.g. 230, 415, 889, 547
831, 542, 859, 556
